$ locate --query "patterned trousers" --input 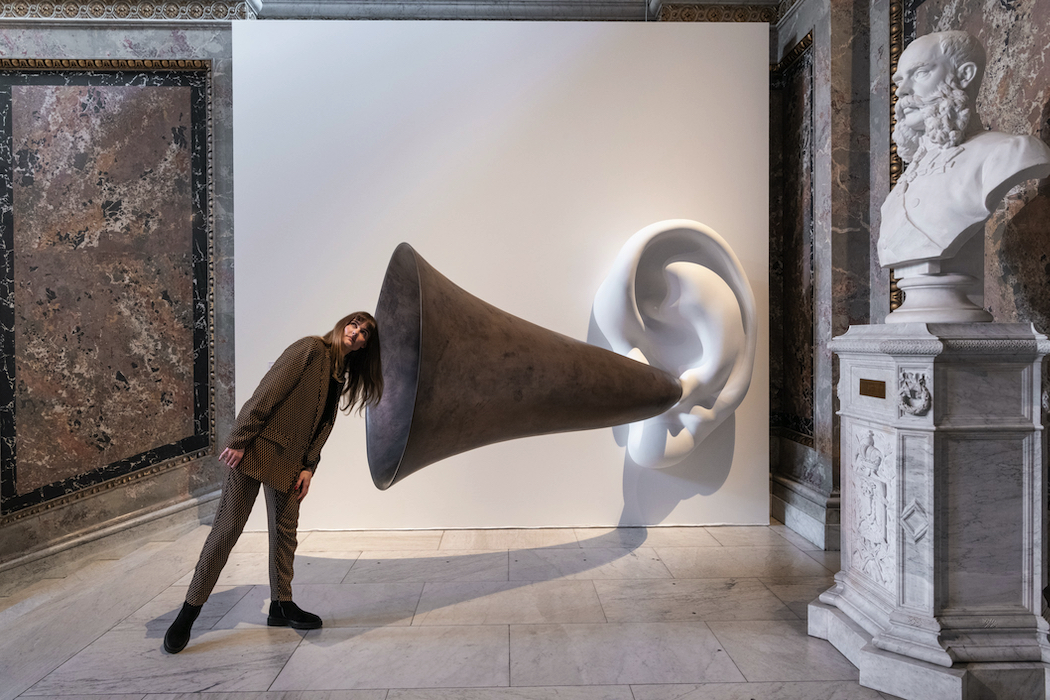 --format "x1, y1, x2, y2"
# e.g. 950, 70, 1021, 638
186, 466, 301, 606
